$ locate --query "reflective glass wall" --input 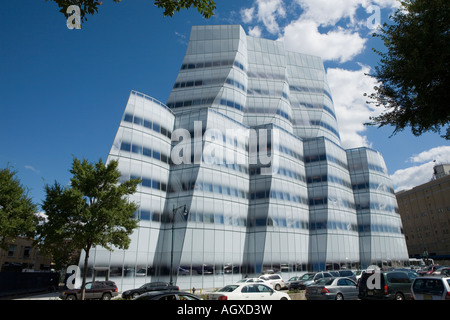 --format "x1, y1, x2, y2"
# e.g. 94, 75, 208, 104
80, 25, 408, 291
